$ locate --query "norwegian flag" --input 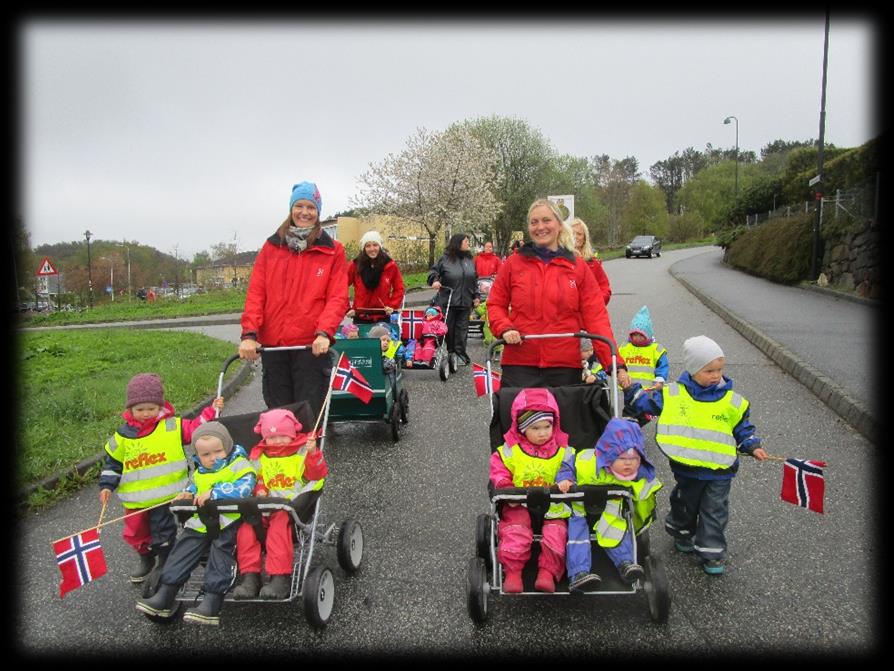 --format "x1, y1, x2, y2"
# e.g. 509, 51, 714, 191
781, 458, 827, 514
472, 363, 501, 397
400, 310, 426, 341
53, 527, 108, 598
332, 353, 373, 404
